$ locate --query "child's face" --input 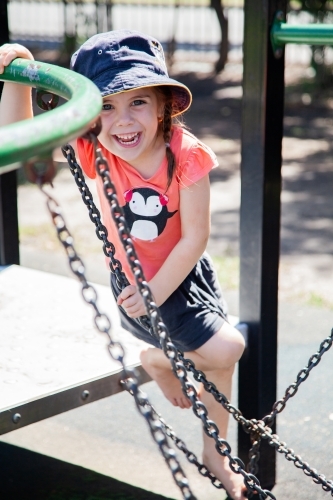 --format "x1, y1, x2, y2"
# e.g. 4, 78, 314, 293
98, 87, 164, 169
